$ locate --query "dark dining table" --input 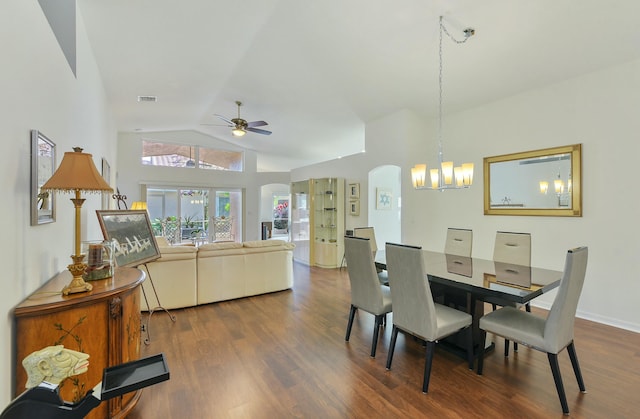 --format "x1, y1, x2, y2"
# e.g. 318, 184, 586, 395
374, 250, 563, 356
